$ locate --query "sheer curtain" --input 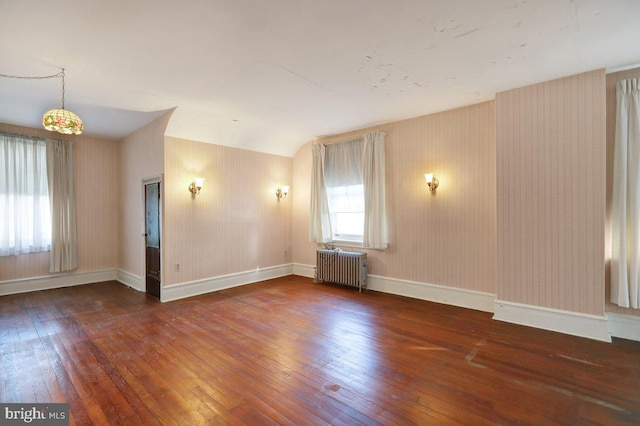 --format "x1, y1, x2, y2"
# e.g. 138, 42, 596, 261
611, 78, 640, 309
363, 131, 387, 249
309, 144, 332, 243
0, 133, 51, 256
47, 139, 78, 273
